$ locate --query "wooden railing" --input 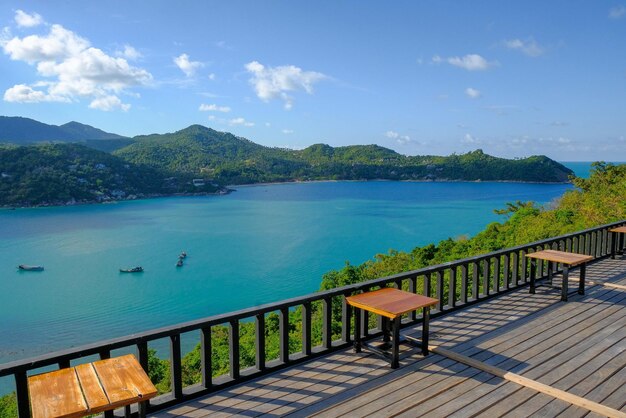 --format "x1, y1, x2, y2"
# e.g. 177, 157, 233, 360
1, 220, 624, 417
